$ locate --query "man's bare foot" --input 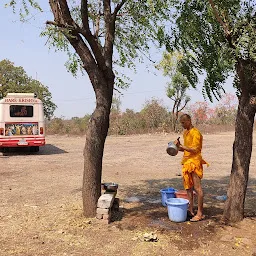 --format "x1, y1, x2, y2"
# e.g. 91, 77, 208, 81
190, 215, 205, 222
